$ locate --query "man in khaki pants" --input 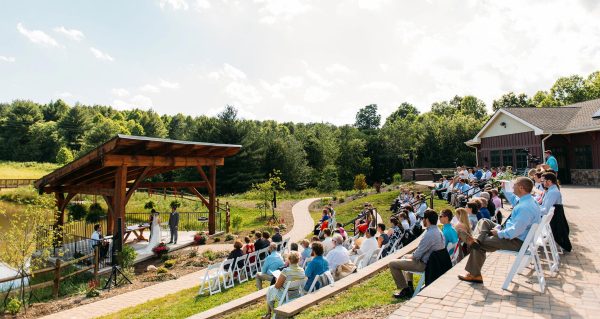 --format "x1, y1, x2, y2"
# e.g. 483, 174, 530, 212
389, 210, 445, 298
